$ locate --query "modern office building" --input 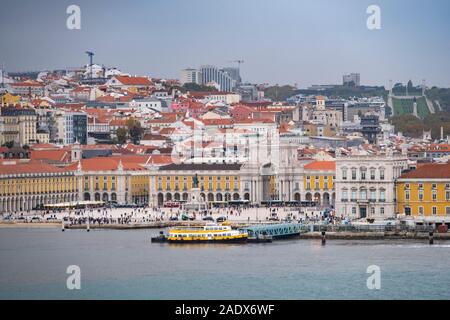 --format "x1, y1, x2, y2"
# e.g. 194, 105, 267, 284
343, 73, 360, 87
200, 65, 237, 92
180, 68, 202, 85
